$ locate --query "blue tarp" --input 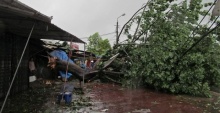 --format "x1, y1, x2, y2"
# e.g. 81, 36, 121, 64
50, 50, 74, 79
